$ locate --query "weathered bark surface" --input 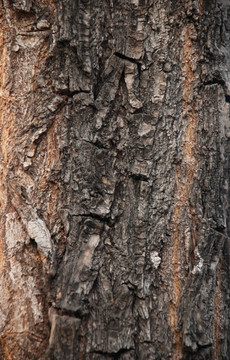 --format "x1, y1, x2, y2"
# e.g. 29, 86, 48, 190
1, 0, 230, 359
